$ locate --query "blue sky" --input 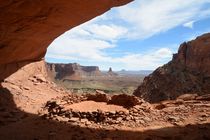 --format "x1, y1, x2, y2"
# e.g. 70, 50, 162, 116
45, 0, 210, 71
